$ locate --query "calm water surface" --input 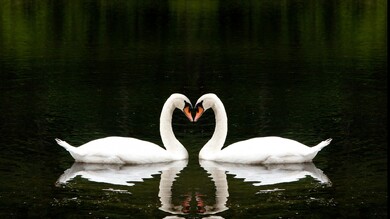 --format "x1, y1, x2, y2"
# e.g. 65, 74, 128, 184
0, 0, 387, 218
